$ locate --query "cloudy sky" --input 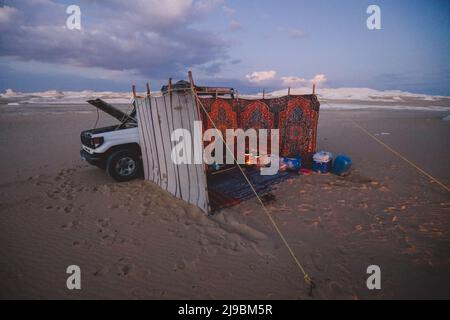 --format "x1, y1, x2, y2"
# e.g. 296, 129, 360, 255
0, 0, 449, 95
